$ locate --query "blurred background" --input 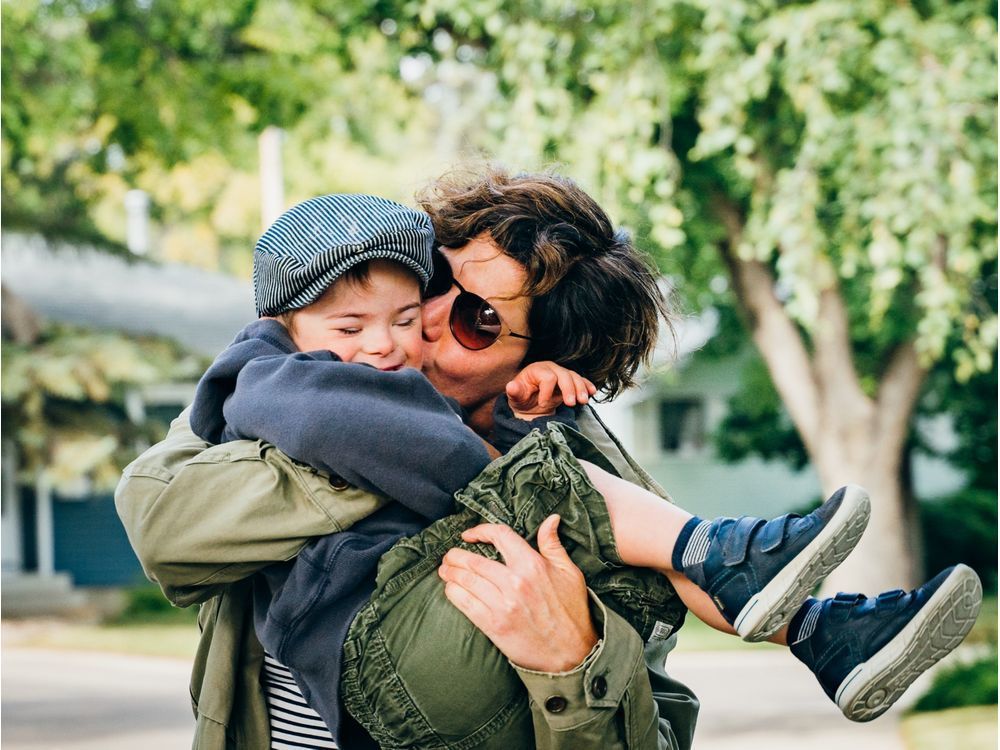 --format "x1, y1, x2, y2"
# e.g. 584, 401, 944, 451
1, 1, 996, 748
